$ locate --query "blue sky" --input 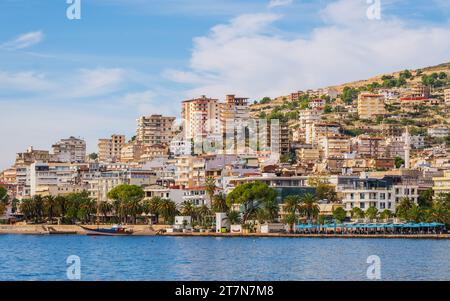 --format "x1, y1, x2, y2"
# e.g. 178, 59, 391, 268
0, 0, 449, 169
